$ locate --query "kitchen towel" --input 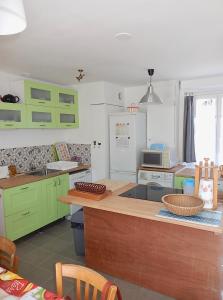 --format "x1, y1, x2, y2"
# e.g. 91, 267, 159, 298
157, 209, 222, 227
